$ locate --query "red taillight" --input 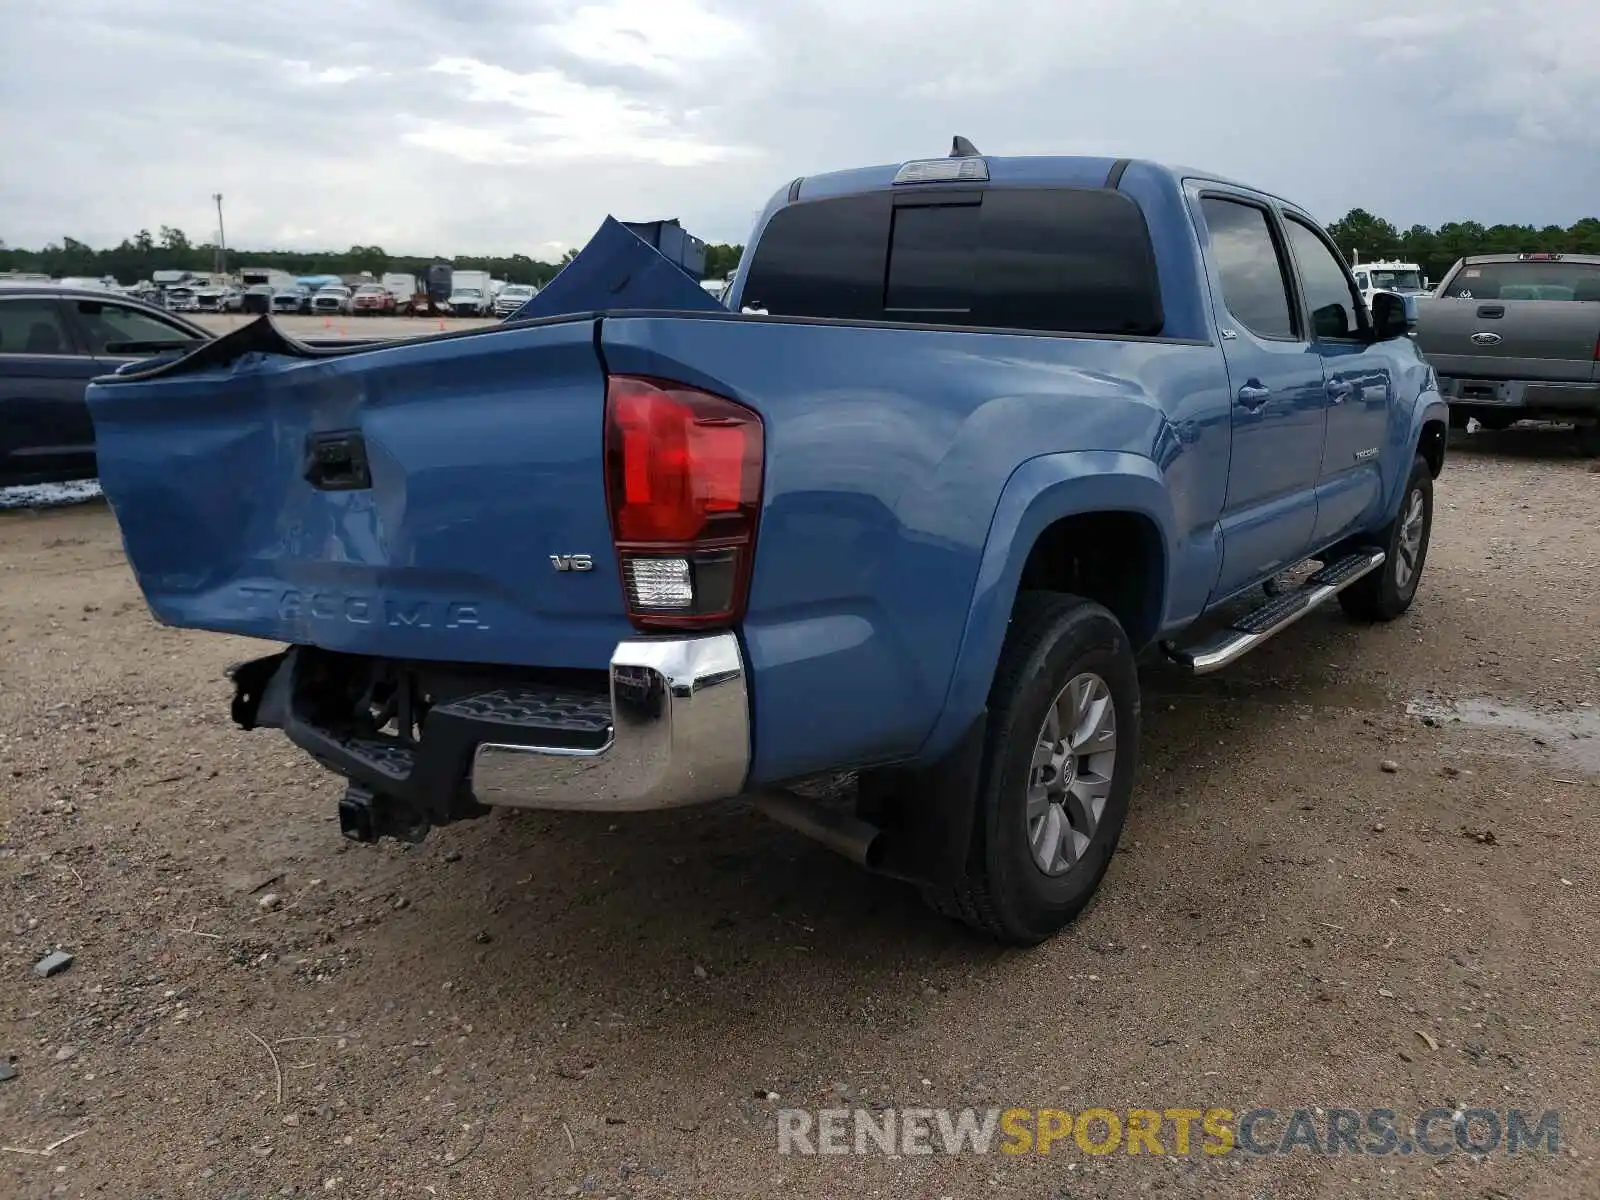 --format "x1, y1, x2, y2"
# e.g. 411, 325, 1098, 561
604, 375, 764, 629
